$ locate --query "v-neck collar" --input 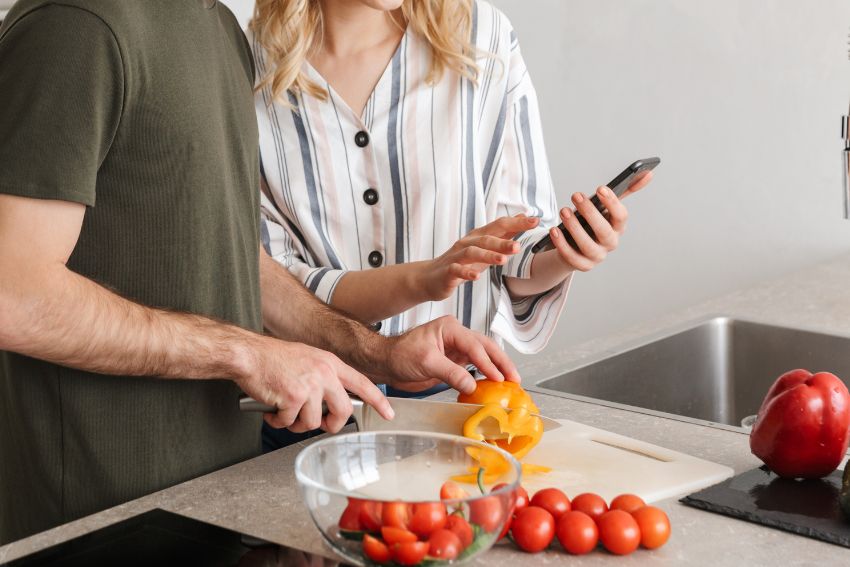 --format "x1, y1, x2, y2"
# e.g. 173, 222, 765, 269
303, 26, 409, 124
